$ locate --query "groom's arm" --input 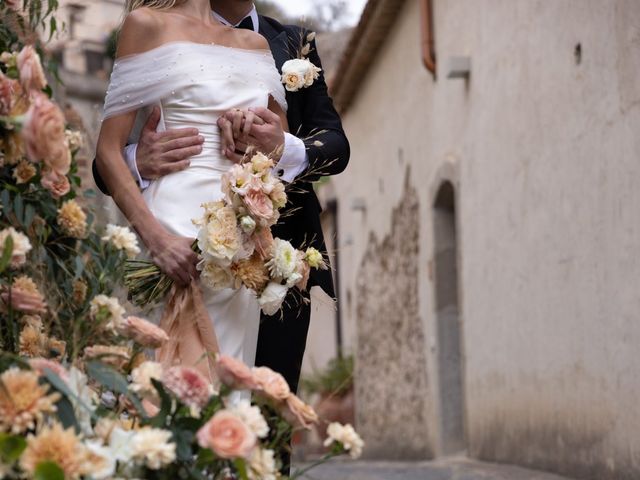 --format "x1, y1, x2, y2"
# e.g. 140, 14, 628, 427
91, 107, 203, 196
292, 27, 350, 183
